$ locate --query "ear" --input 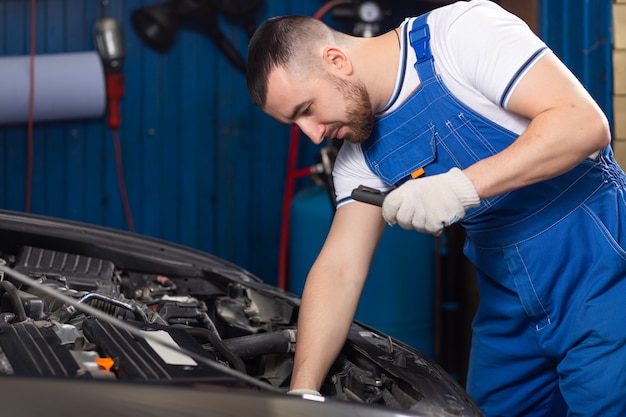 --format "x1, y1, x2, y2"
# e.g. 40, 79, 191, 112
322, 46, 353, 75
